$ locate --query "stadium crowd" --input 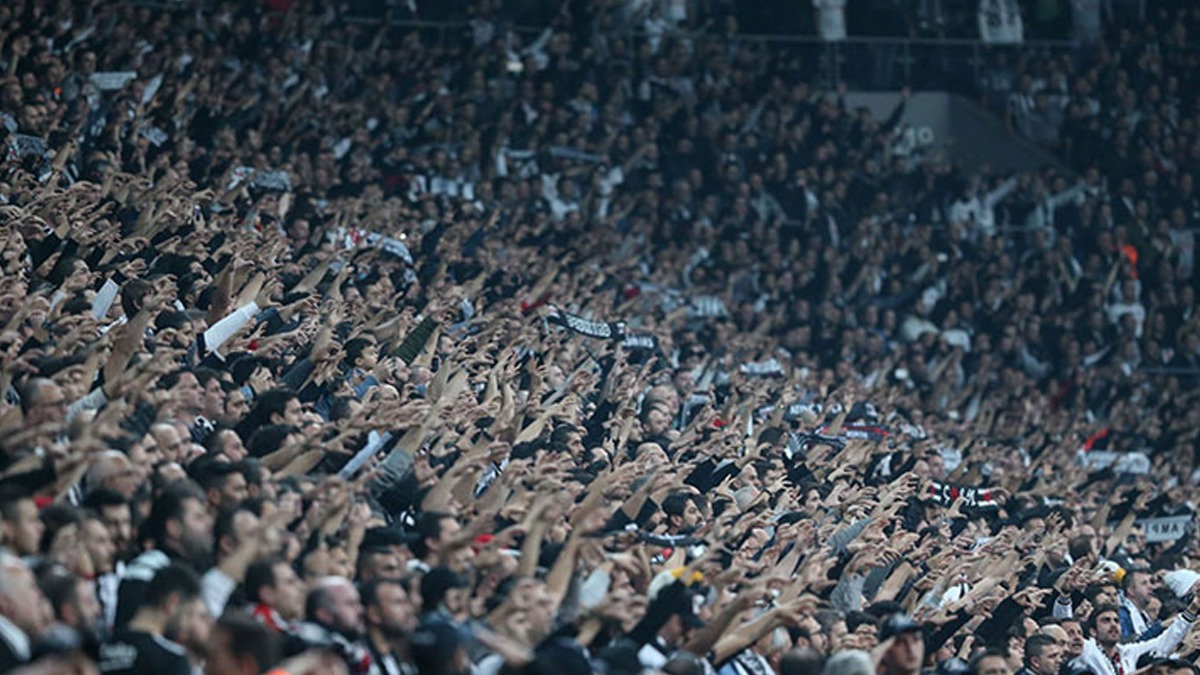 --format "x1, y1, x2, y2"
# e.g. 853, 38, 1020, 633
3, 1, 1200, 674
